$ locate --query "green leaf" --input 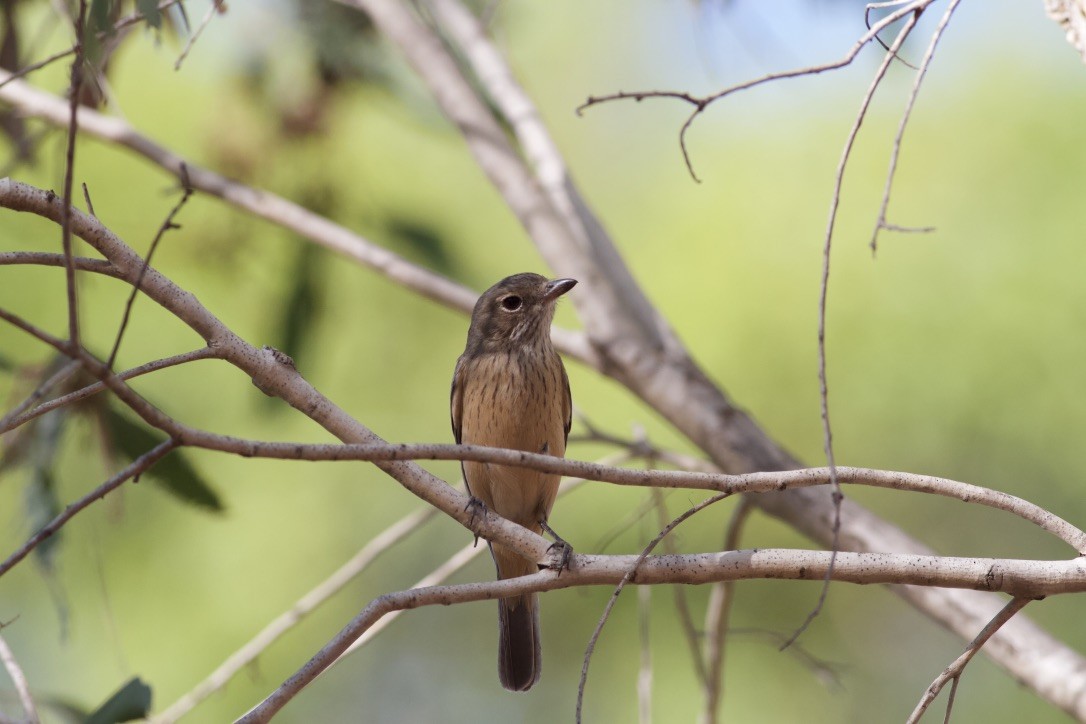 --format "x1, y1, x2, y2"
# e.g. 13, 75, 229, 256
26, 468, 62, 569
136, 0, 162, 29
85, 677, 152, 724
89, 0, 115, 34
103, 407, 224, 513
